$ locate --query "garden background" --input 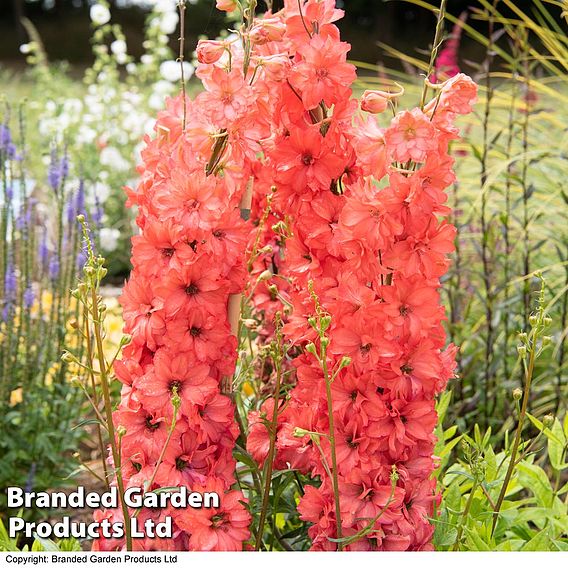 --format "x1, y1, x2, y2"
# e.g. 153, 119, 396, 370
0, 0, 567, 552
